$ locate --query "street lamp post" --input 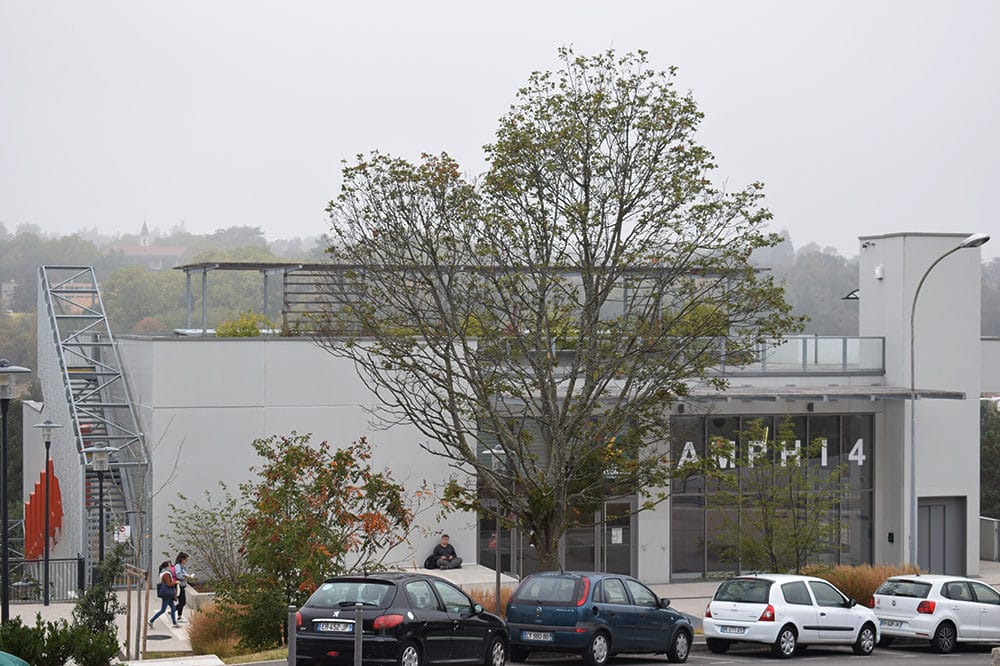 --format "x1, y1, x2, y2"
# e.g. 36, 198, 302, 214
33, 420, 62, 606
0, 359, 31, 624
81, 445, 116, 564
908, 233, 990, 566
